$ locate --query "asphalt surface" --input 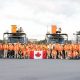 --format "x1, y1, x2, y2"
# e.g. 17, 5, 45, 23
0, 59, 80, 80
